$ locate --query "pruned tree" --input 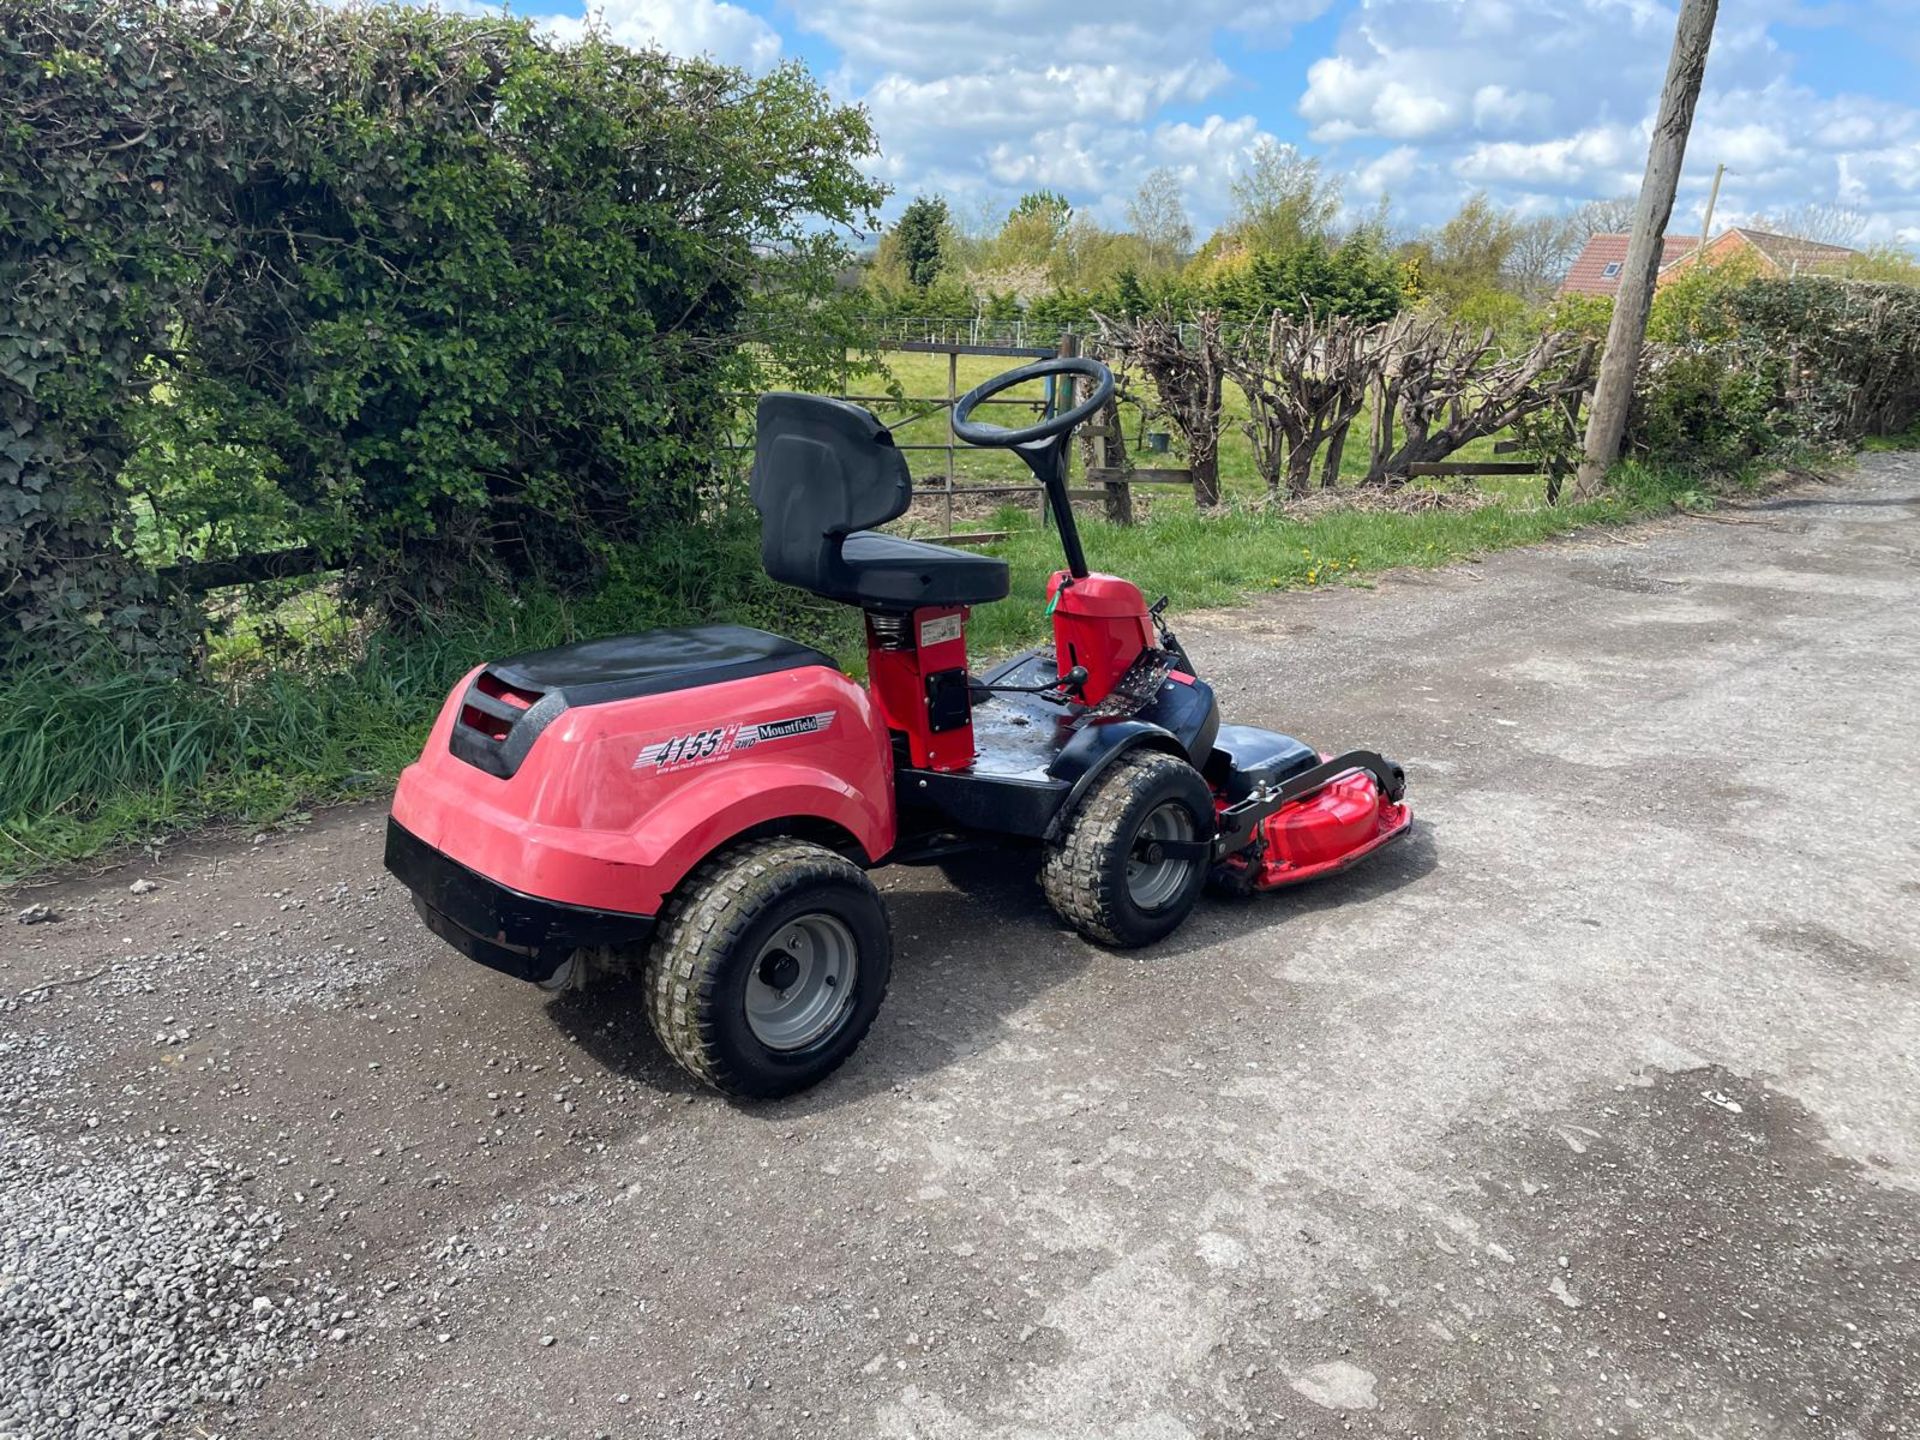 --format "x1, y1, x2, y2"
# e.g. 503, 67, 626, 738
1365, 325, 1596, 484
1097, 304, 1595, 511
1227, 310, 1392, 496
1092, 310, 1228, 508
